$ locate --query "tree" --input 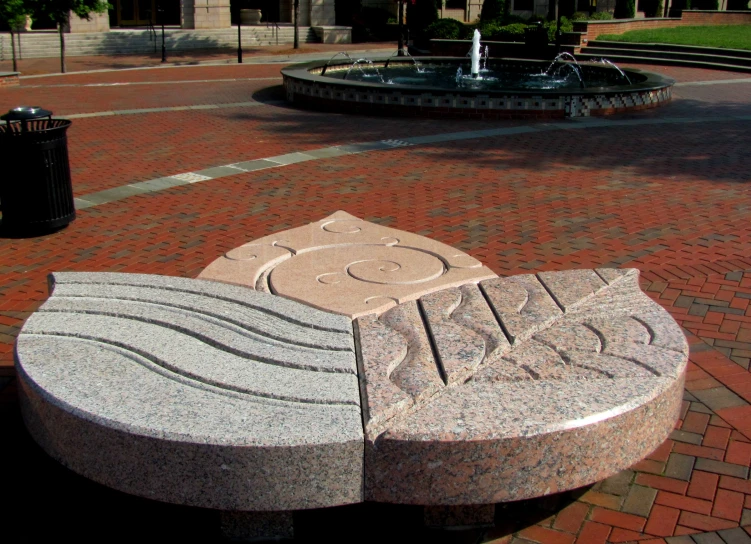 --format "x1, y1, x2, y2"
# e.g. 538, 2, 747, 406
293, 0, 299, 49
0, 0, 30, 72
28, 0, 110, 73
